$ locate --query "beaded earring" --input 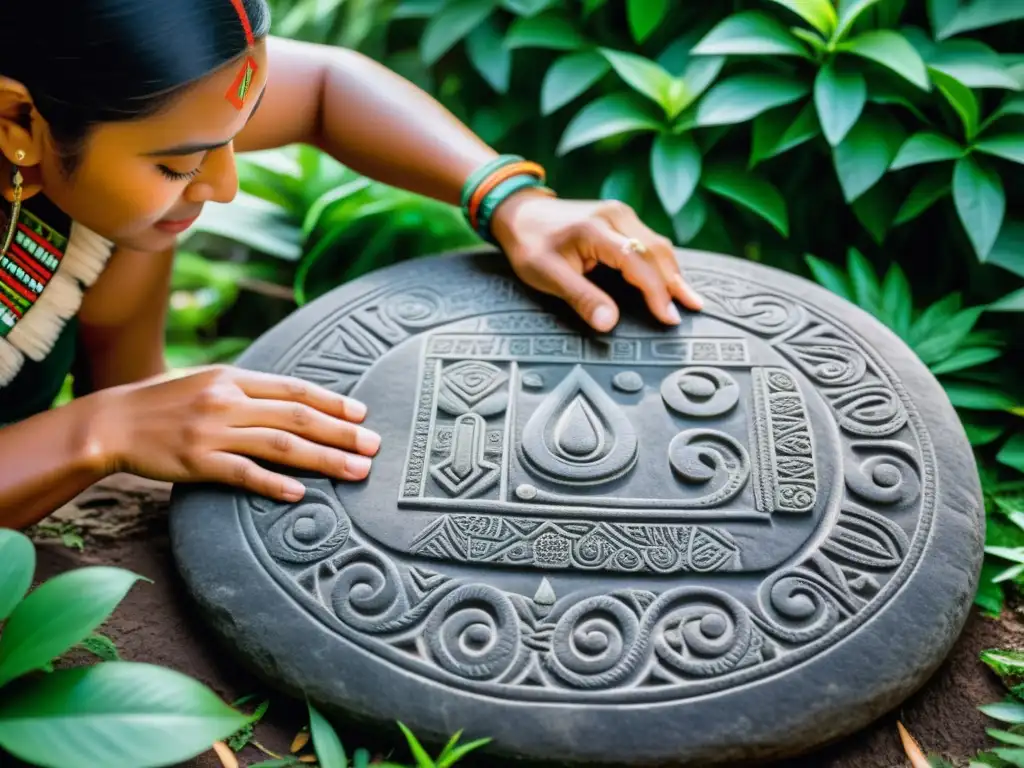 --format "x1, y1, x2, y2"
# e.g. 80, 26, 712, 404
1, 154, 25, 258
